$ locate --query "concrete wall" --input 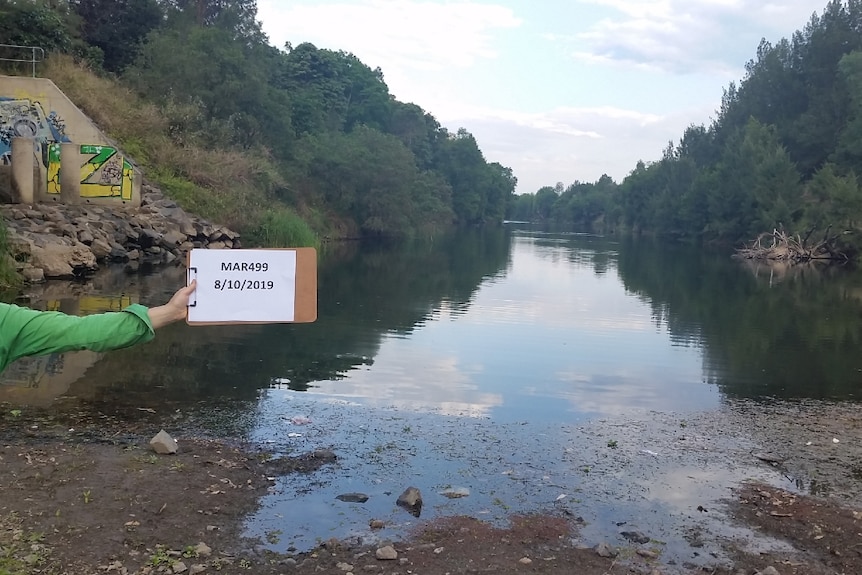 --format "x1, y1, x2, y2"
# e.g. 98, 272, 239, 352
0, 75, 141, 206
